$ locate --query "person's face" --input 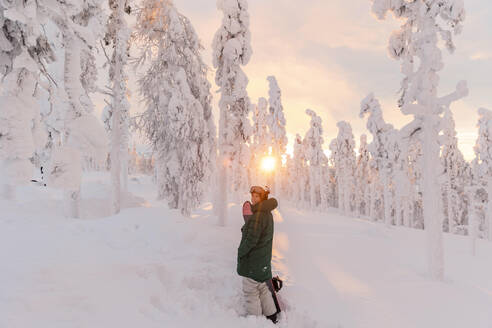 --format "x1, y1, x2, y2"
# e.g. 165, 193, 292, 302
251, 192, 261, 205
